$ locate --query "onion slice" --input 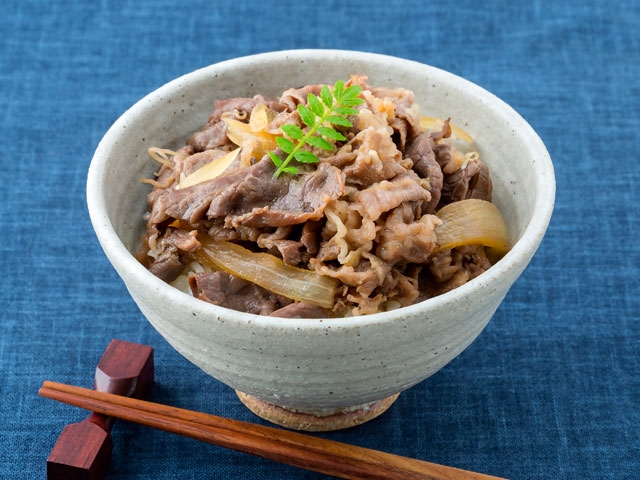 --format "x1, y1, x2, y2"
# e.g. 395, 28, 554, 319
248, 102, 277, 131
177, 148, 240, 189
192, 238, 338, 309
223, 117, 277, 159
435, 199, 510, 256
